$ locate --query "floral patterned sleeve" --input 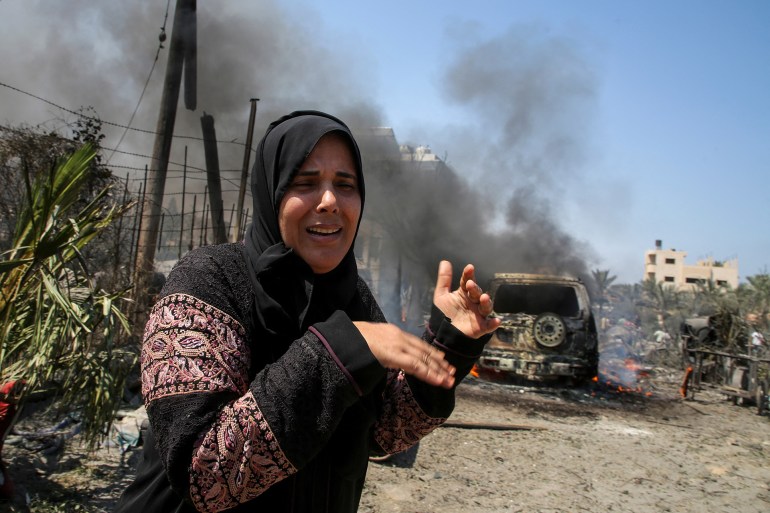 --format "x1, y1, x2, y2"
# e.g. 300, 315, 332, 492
141, 294, 251, 403
141, 293, 294, 512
